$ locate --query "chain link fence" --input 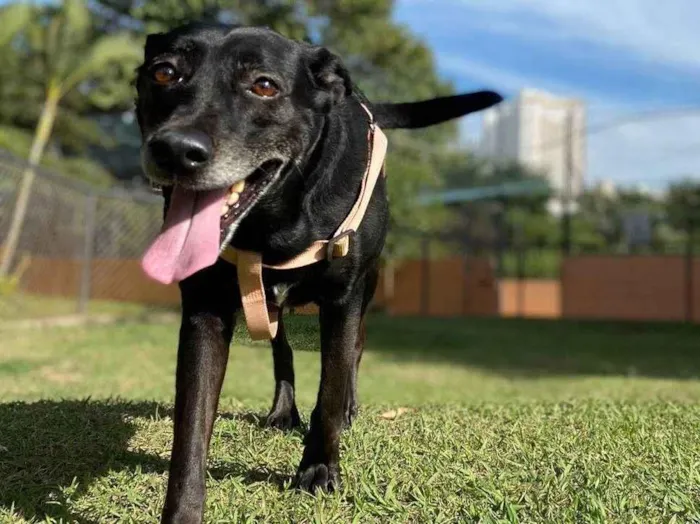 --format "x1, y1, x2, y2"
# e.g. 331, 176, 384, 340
0, 153, 172, 319
2, 150, 698, 323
